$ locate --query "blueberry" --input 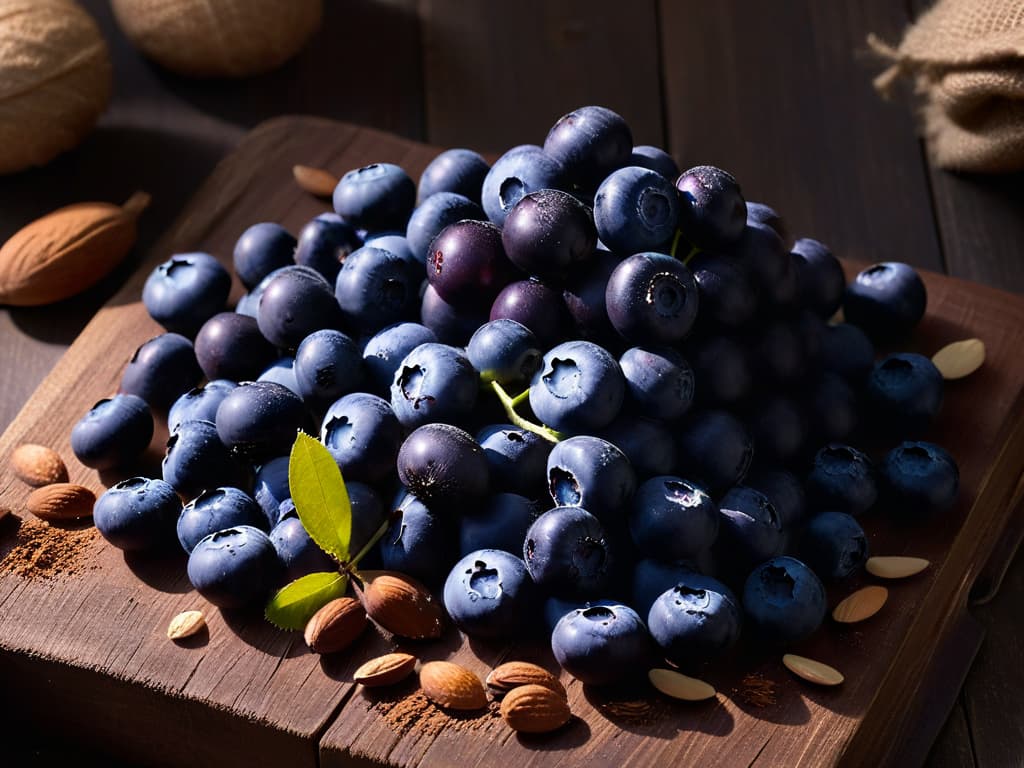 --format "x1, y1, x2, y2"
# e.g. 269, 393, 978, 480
379, 492, 453, 585
258, 357, 300, 396
361, 322, 437, 396
334, 245, 421, 336
253, 456, 290, 527
443, 549, 536, 639
629, 145, 679, 181
233, 222, 296, 290
120, 333, 202, 411
685, 335, 751, 407
747, 396, 807, 465
733, 223, 792, 310
489, 279, 571, 349
745, 469, 806, 527
689, 252, 758, 331
143, 252, 231, 337
333, 162, 416, 233
294, 213, 362, 284
467, 319, 542, 388
791, 238, 845, 318
235, 267, 289, 319
551, 601, 650, 686
93, 477, 181, 551
406, 192, 485, 265
523, 506, 612, 598
648, 574, 742, 665
71, 394, 153, 471
561, 248, 621, 343
501, 188, 596, 280
820, 322, 876, 383
800, 511, 868, 580
194, 312, 277, 383
420, 283, 488, 346
320, 392, 402, 485
396, 423, 490, 507
630, 559, 701, 619
742, 557, 827, 646
270, 515, 336, 581
746, 321, 805, 387
806, 444, 878, 517
543, 105, 632, 195
418, 148, 490, 205
675, 165, 747, 250
717, 486, 784, 566
347, 482, 387, 562
363, 234, 421, 271
619, 346, 694, 421
257, 265, 344, 351
866, 353, 944, 437
426, 219, 518, 309
675, 410, 753, 493
629, 476, 718, 561
543, 596, 587, 634
476, 423, 552, 499
459, 493, 538, 557
162, 419, 249, 499
529, 340, 625, 434
390, 343, 478, 429
599, 416, 676, 478
594, 166, 680, 254
481, 144, 565, 227
294, 329, 363, 406
546, 435, 636, 522
844, 262, 927, 341
746, 201, 788, 242
807, 373, 859, 445
881, 441, 959, 519
168, 380, 237, 433
177, 487, 266, 554
215, 381, 310, 462
187, 526, 283, 611
605, 252, 699, 344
